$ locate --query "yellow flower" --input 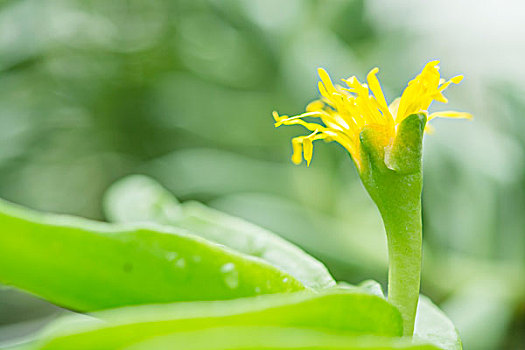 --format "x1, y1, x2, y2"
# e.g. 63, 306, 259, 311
273, 61, 472, 170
